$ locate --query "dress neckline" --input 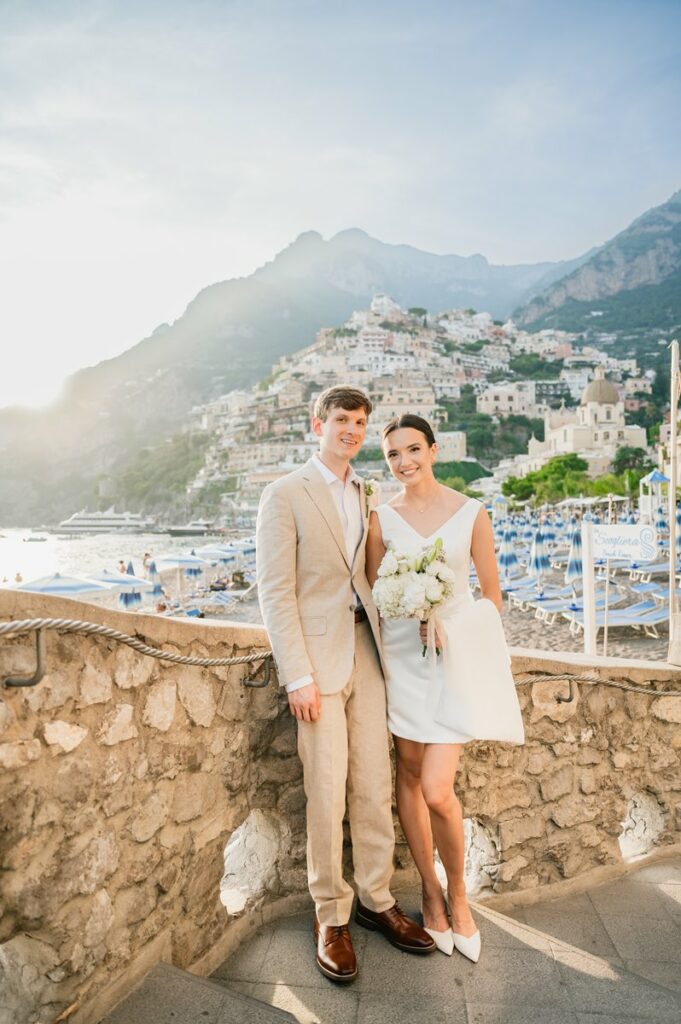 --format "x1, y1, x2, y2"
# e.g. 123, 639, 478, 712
384, 498, 476, 541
